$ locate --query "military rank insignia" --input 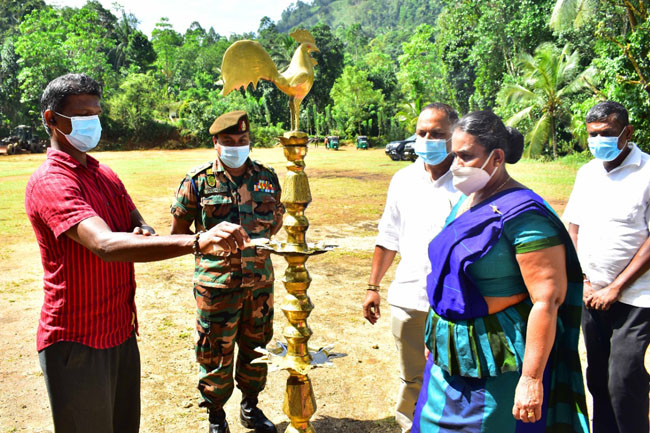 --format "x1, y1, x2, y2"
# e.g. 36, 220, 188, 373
254, 179, 275, 193
205, 168, 216, 187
